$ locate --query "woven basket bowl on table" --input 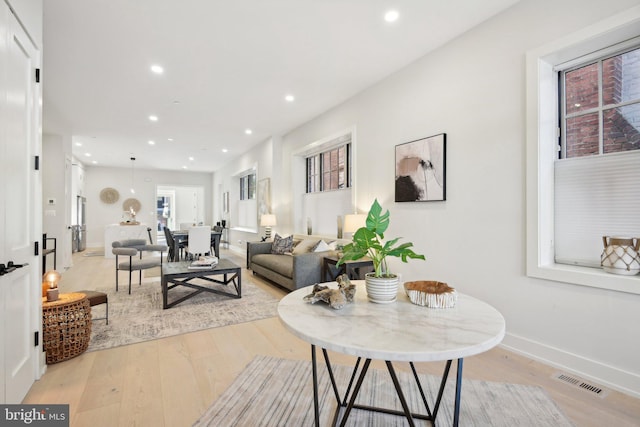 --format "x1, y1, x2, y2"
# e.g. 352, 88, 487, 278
403, 280, 457, 308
